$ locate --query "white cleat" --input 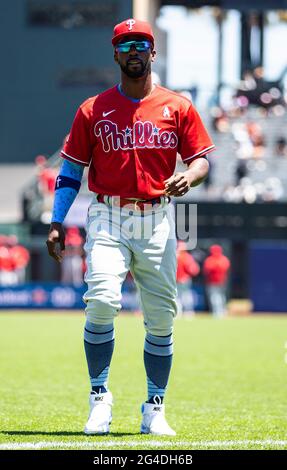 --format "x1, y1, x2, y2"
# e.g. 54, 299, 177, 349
84, 390, 113, 435
140, 396, 176, 436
